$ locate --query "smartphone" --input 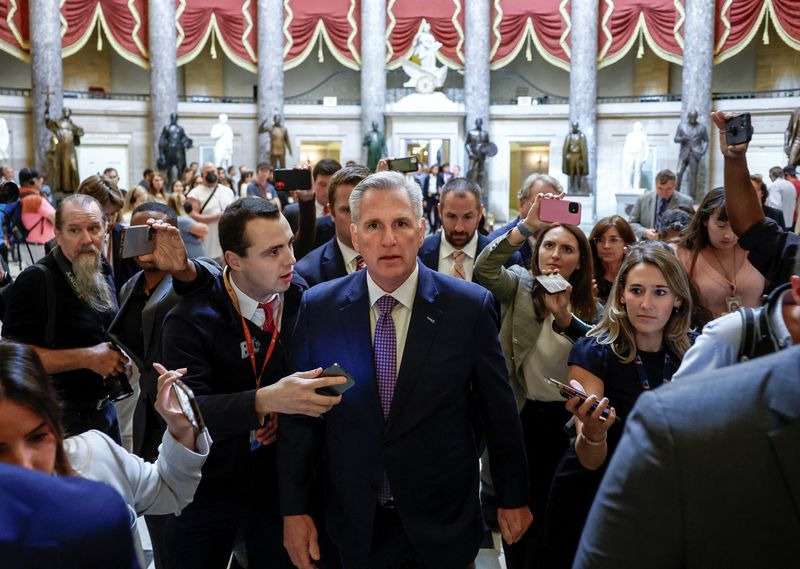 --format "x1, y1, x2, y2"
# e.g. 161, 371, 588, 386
545, 377, 612, 421
539, 199, 581, 225
172, 379, 206, 431
535, 273, 570, 294
315, 363, 356, 396
274, 168, 312, 192
121, 225, 155, 259
725, 113, 752, 146
387, 156, 419, 174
